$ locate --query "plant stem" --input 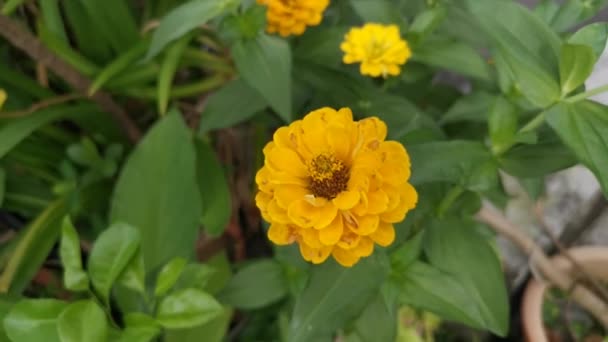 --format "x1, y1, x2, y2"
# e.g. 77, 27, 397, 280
565, 83, 608, 103
436, 186, 464, 218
